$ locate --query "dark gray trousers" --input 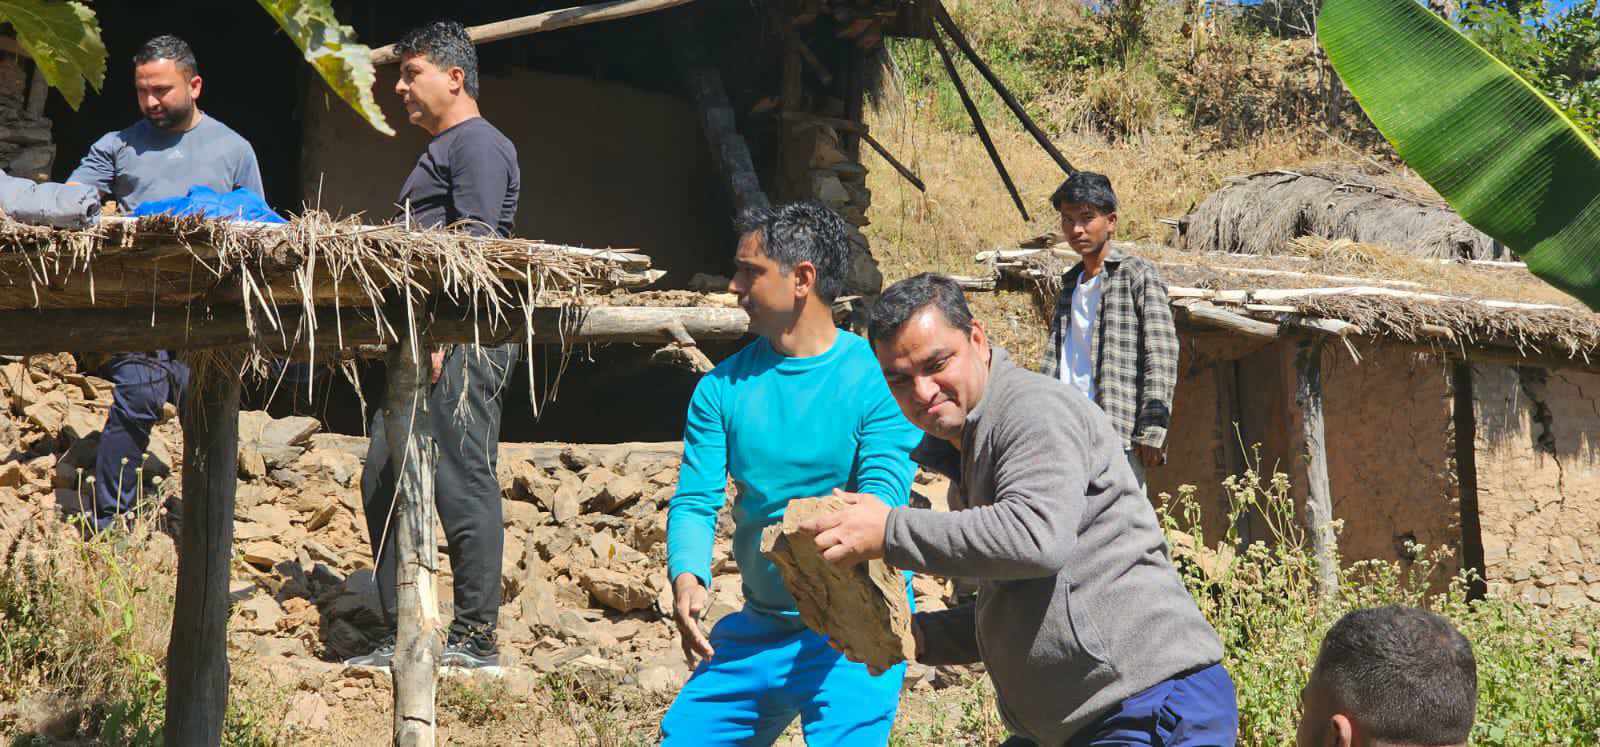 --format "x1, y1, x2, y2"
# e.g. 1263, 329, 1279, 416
361, 343, 518, 638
